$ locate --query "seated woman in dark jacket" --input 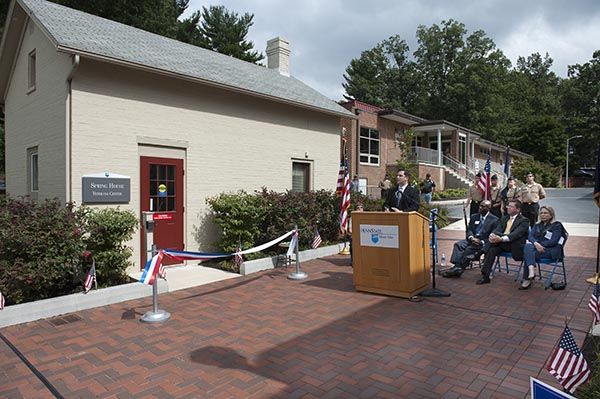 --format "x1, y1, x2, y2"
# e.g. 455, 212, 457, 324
519, 206, 564, 289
